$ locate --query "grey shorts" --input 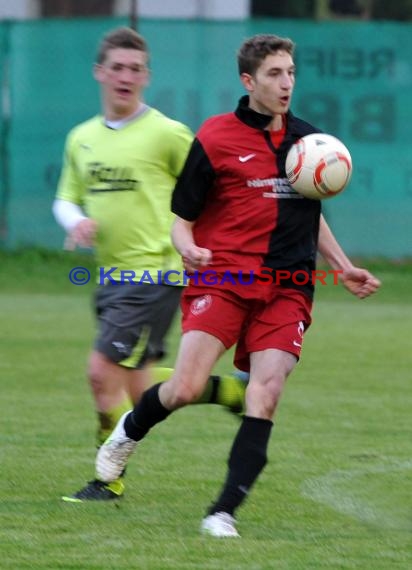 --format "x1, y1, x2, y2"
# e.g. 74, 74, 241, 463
94, 283, 182, 368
